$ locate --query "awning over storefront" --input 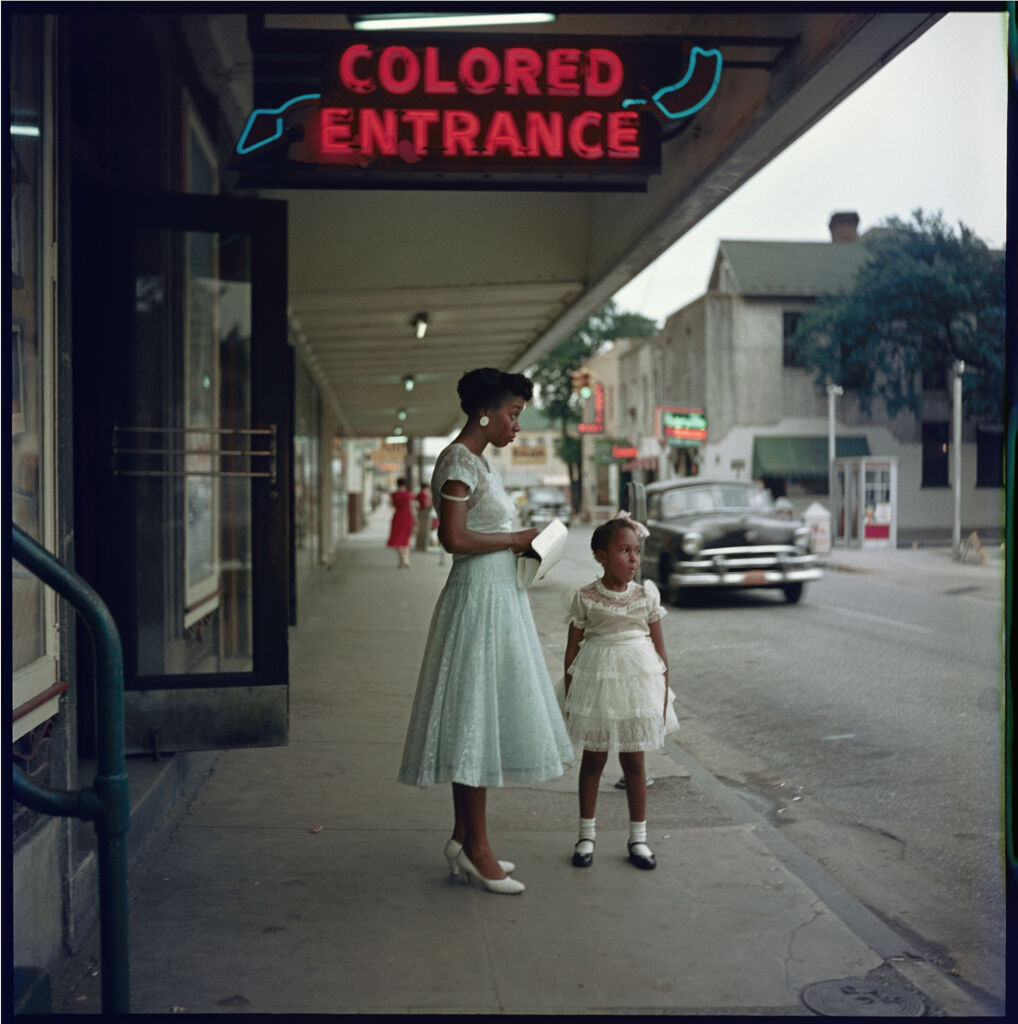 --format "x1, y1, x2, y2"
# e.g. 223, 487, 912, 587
752, 436, 870, 479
